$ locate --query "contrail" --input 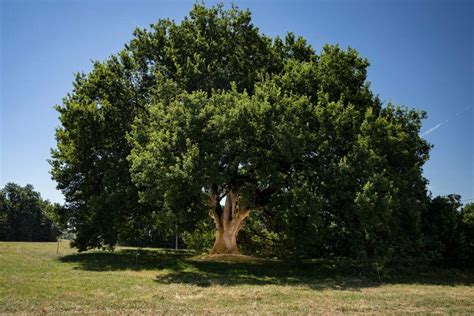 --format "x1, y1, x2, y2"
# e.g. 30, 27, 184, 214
456, 105, 472, 117
422, 120, 449, 136
422, 106, 472, 137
